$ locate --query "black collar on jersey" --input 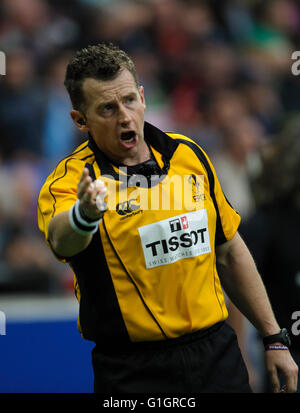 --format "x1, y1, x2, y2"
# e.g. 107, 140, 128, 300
114, 146, 163, 181
88, 121, 179, 187
143, 121, 178, 158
